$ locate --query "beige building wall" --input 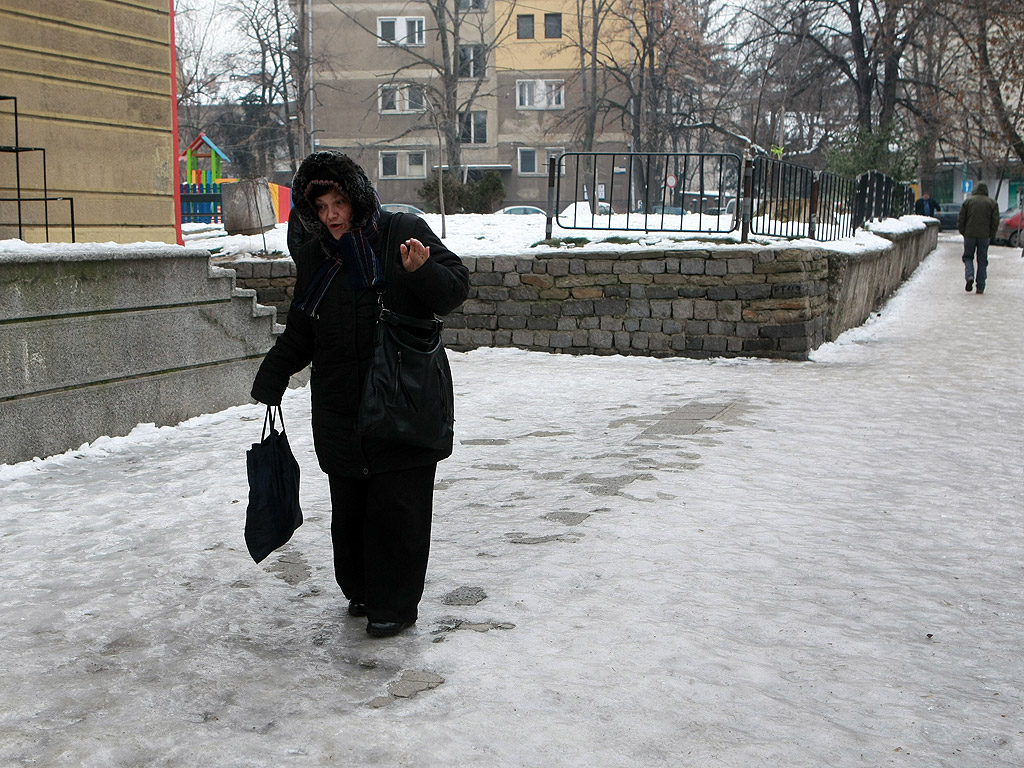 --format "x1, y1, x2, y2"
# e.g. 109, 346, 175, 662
310, 0, 629, 209
0, 0, 178, 244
